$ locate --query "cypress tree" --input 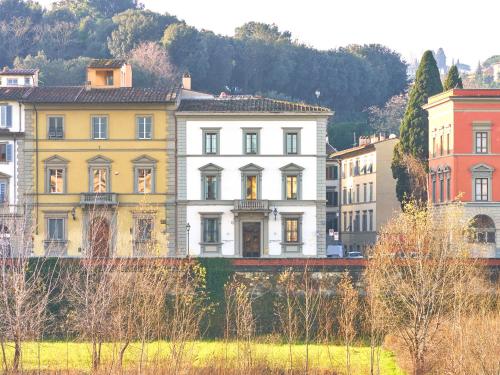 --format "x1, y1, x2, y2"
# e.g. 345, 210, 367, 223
443, 65, 463, 90
391, 50, 443, 204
